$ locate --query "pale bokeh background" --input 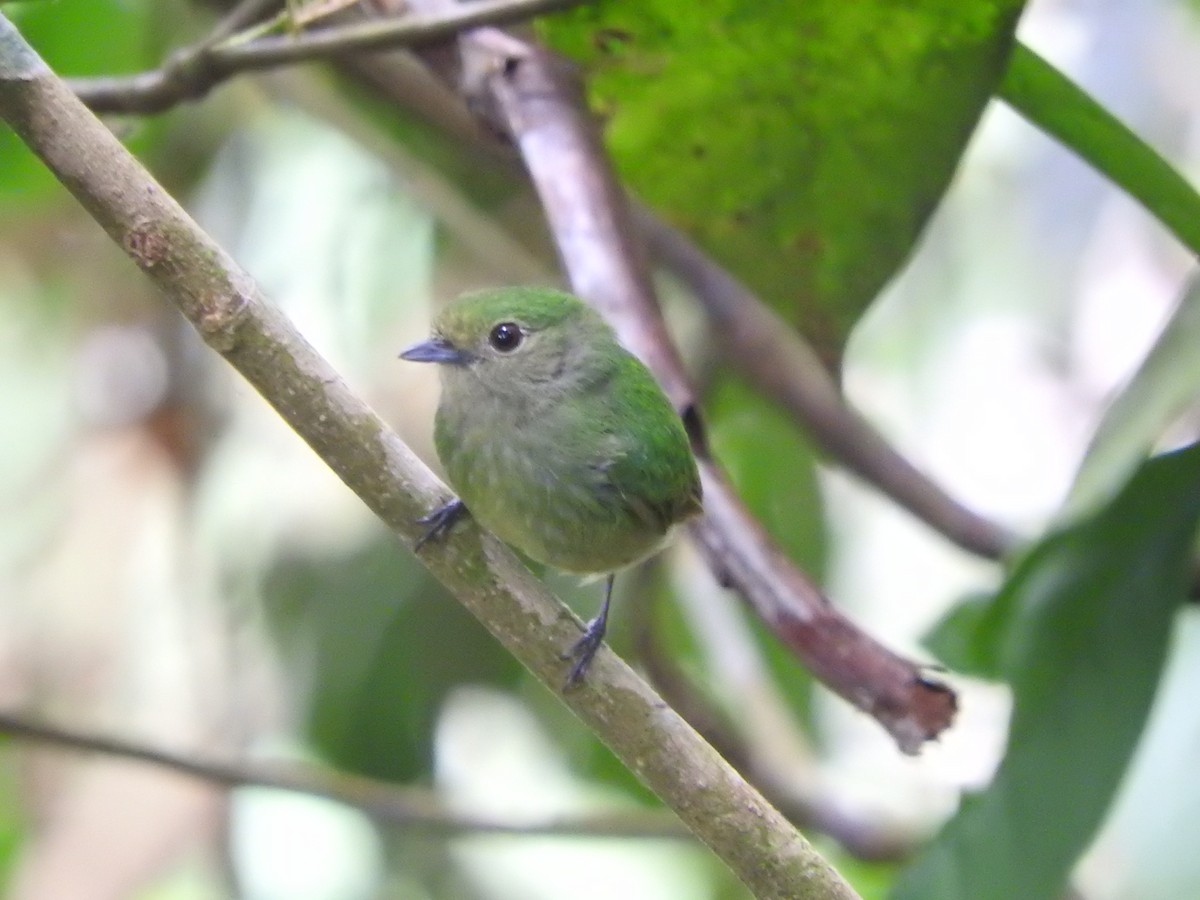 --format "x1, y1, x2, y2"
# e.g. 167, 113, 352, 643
0, 0, 1198, 897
